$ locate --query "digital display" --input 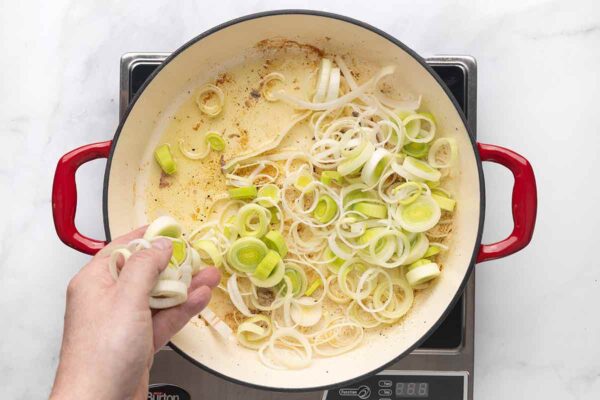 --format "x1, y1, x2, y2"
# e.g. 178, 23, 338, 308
396, 382, 429, 397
